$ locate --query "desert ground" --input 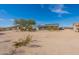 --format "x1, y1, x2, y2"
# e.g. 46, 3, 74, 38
0, 29, 79, 55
